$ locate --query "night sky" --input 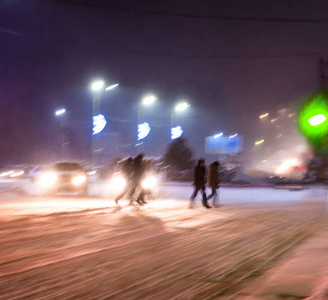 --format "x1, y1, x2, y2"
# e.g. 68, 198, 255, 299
2, 0, 328, 166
